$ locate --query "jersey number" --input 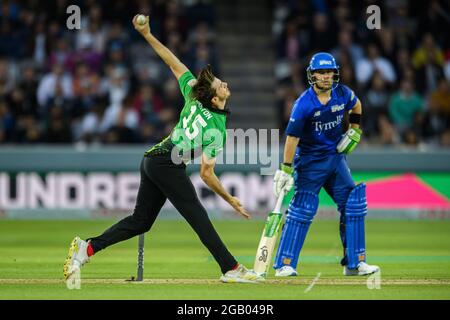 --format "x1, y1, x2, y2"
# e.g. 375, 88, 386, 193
182, 105, 207, 140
